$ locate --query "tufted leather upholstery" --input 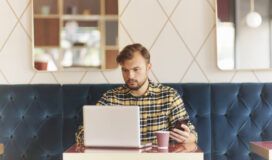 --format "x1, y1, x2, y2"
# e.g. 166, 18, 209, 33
0, 85, 62, 160
0, 83, 272, 160
211, 84, 272, 160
